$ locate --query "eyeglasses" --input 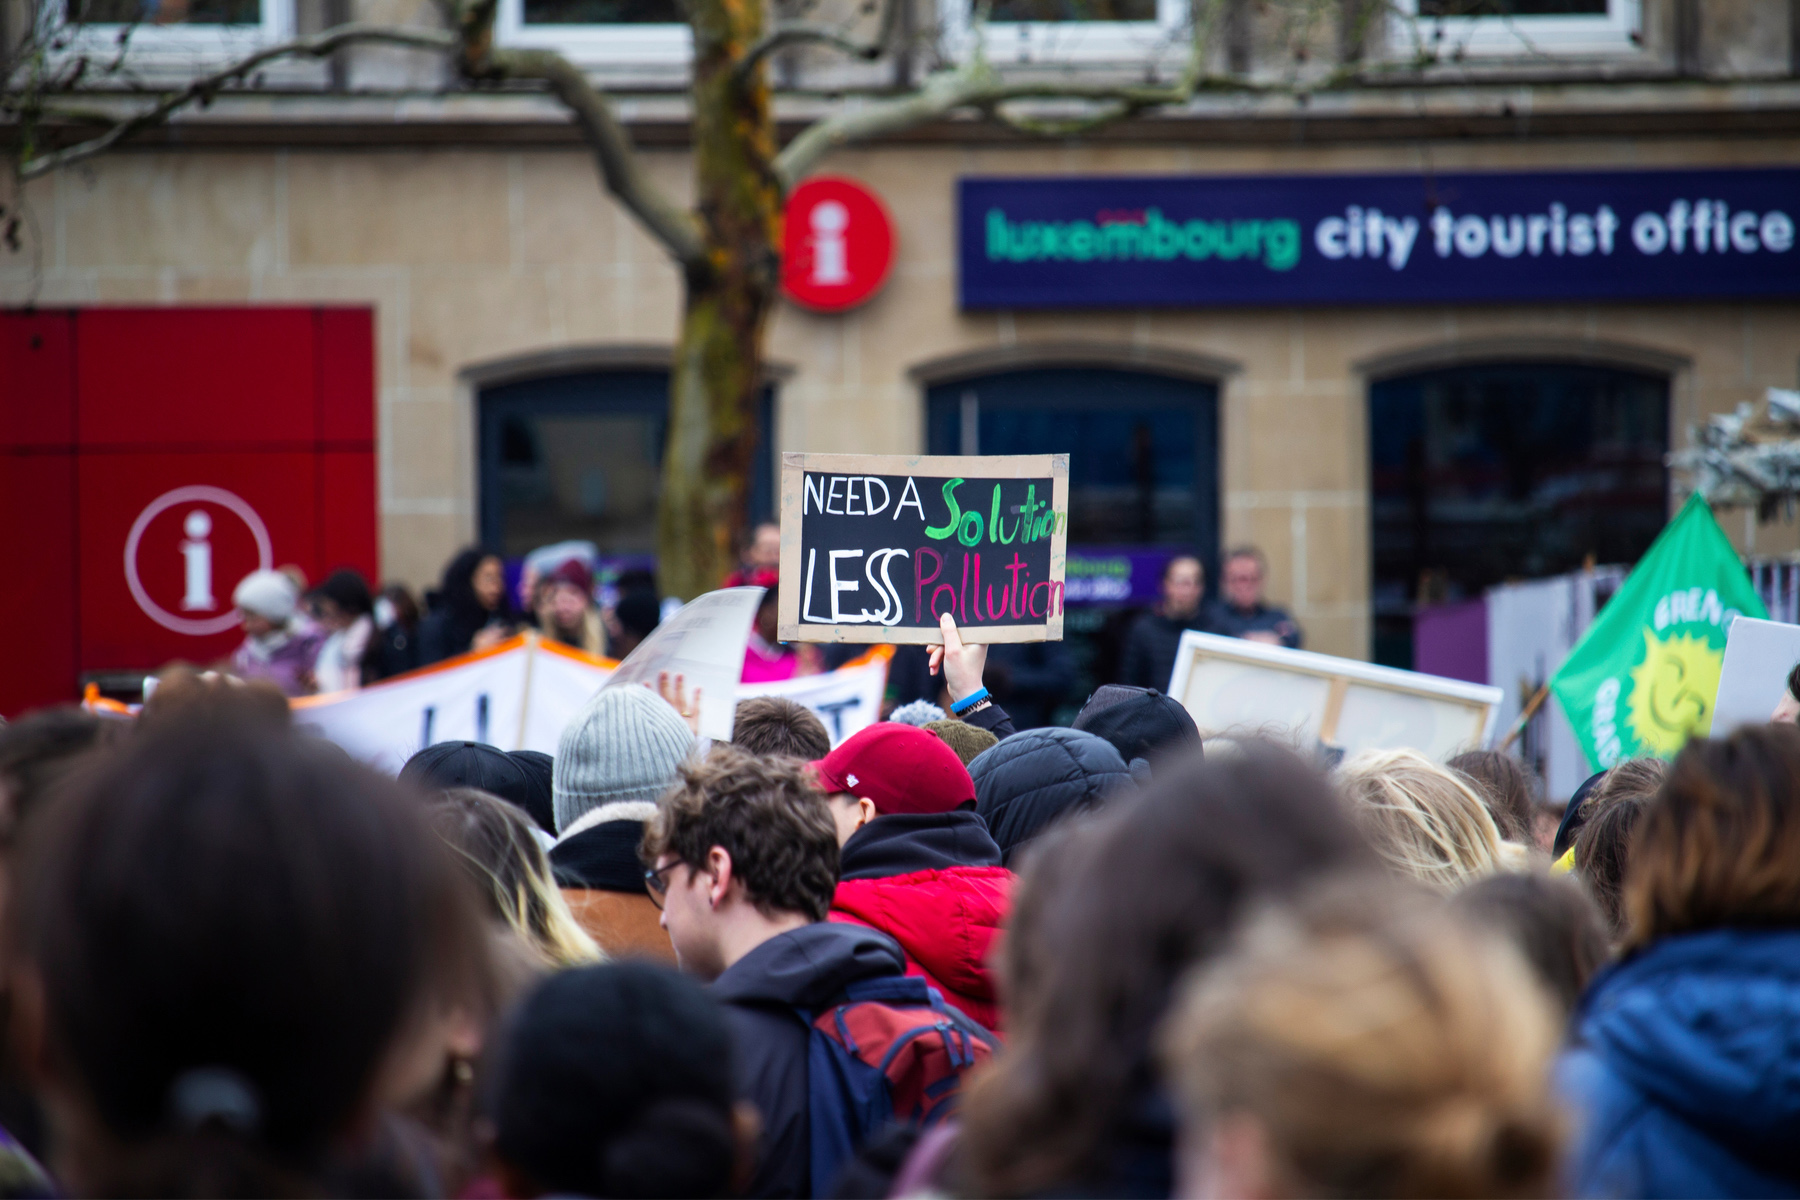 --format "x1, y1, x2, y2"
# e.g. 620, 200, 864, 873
644, 861, 682, 909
